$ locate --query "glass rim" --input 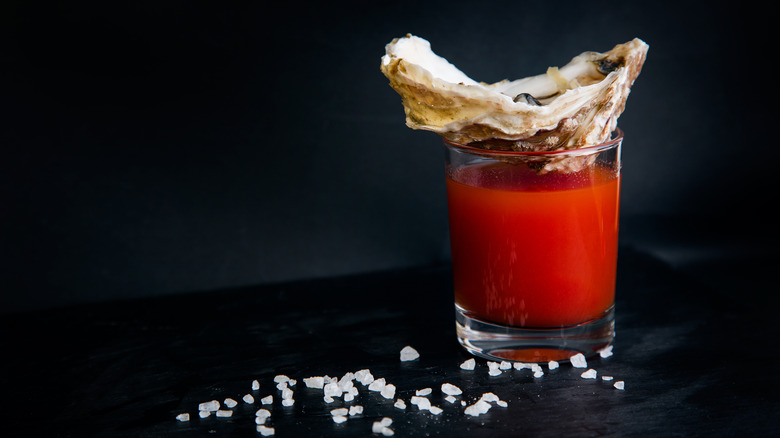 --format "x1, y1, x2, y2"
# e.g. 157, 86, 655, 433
443, 128, 623, 157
